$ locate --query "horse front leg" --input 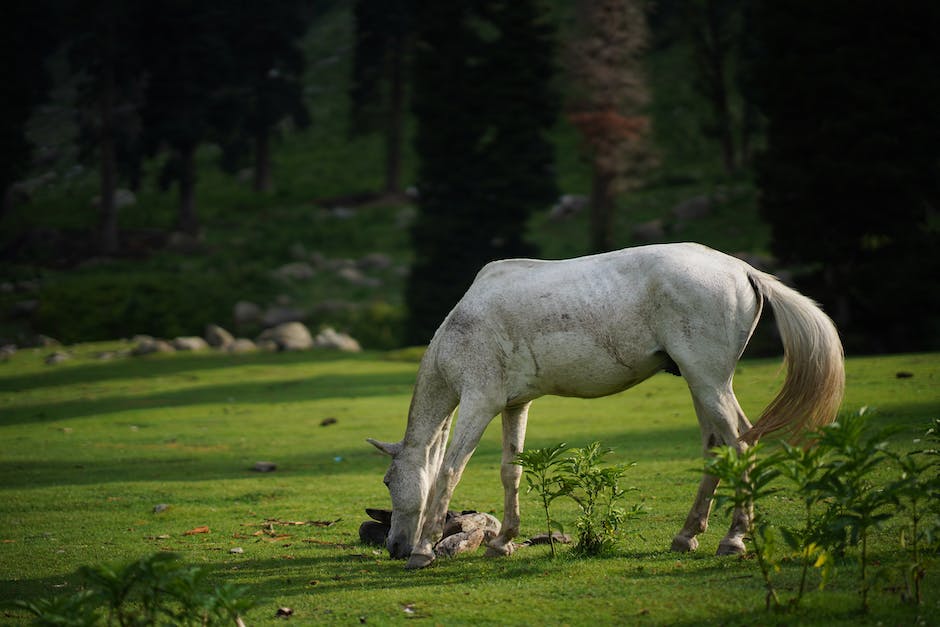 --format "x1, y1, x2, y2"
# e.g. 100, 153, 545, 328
486, 402, 531, 558
407, 397, 498, 570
